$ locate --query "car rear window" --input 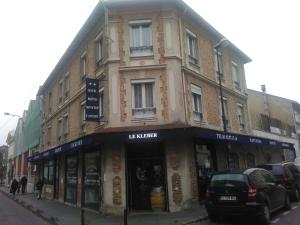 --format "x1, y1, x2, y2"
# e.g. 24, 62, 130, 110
210, 174, 247, 187
258, 165, 283, 175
